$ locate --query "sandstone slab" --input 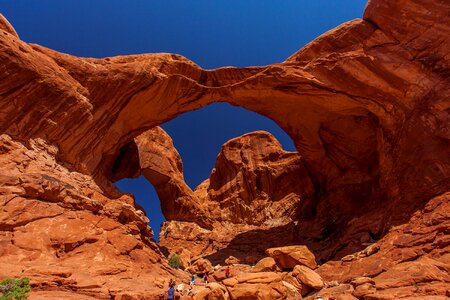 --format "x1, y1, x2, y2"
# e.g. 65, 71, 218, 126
266, 246, 317, 269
